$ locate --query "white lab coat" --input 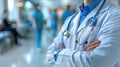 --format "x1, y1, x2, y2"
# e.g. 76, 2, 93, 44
46, 0, 120, 67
